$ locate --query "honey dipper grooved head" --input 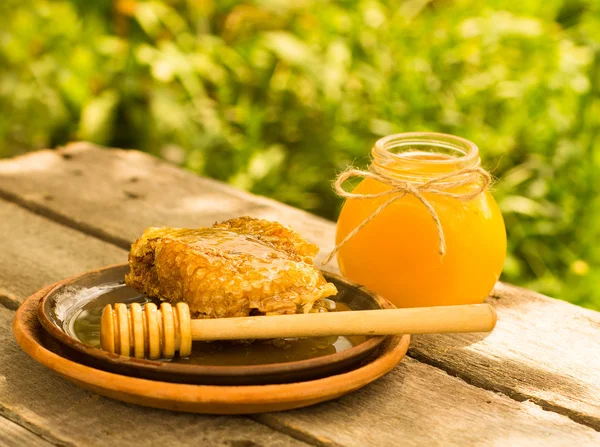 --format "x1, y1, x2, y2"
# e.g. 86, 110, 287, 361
100, 302, 193, 359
